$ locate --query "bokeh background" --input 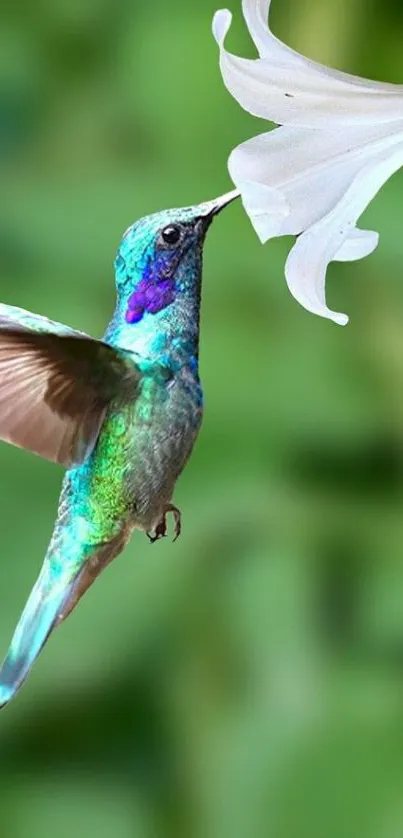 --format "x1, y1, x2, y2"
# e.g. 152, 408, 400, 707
1, 0, 403, 835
